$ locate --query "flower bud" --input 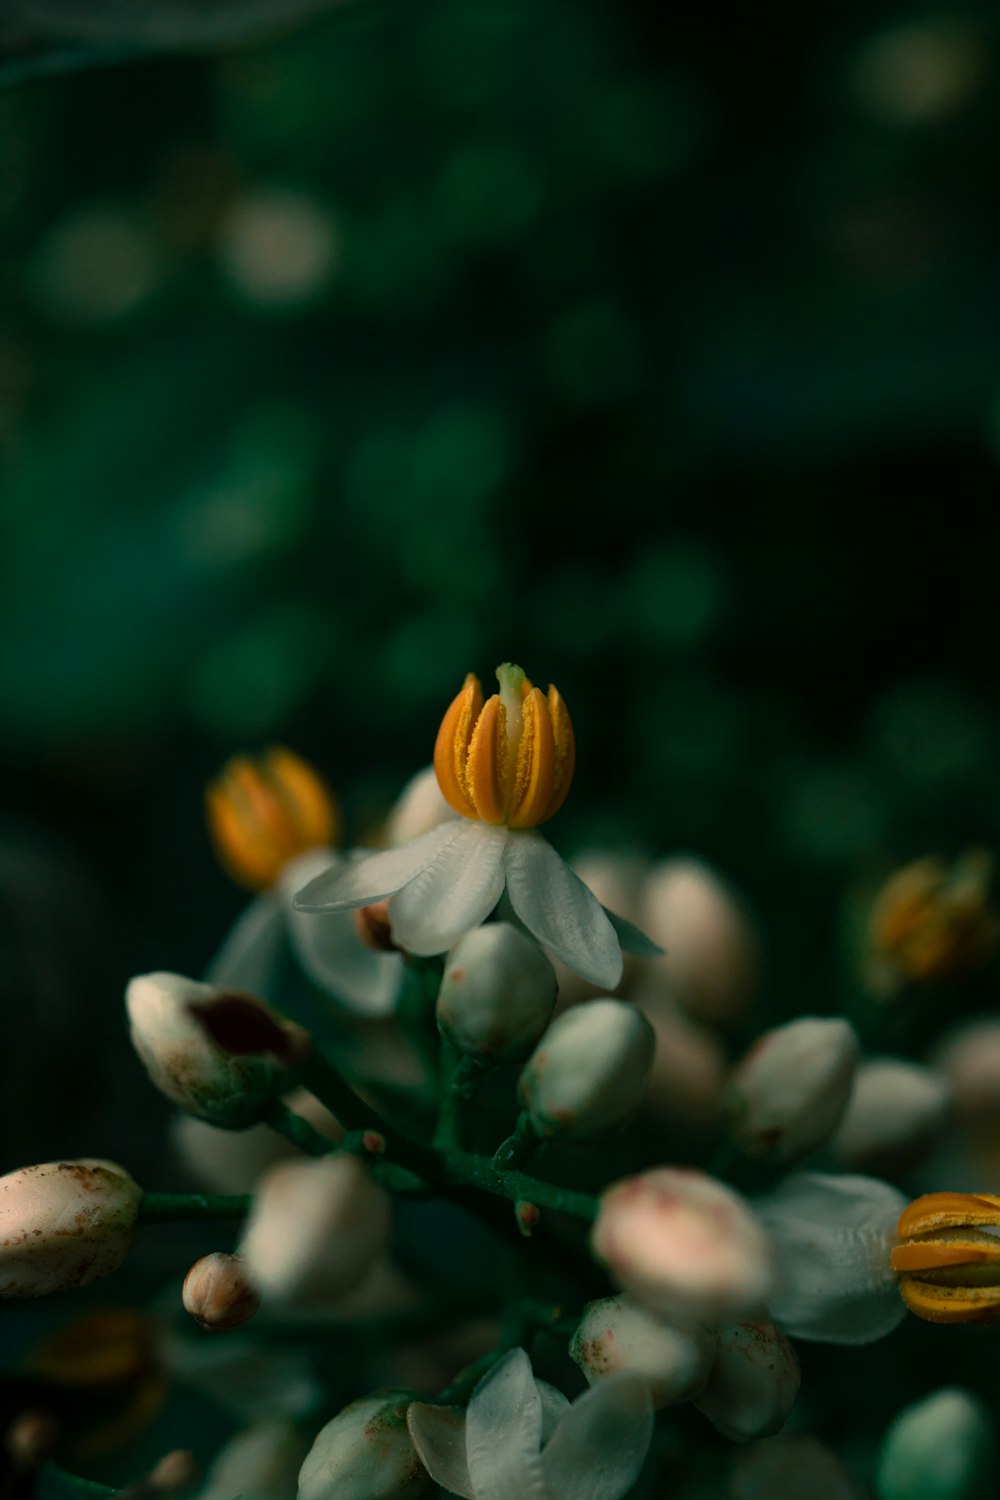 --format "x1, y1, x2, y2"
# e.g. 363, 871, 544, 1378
638, 990, 727, 1134
694, 1319, 800, 1442
867, 851, 1000, 995
570, 1294, 714, 1409
733, 1436, 858, 1499
239, 1154, 391, 1305
437, 924, 557, 1063
933, 1018, 1000, 1125
198, 1419, 308, 1500
591, 1168, 773, 1324
183, 1252, 260, 1331
0, 1160, 141, 1297
385, 766, 456, 848
206, 746, 339, 891
831, 1059, 949, 1174
876, 1388, 994, 1500
171, 1115, 292, 1194
126, 972, 285, 1129
518, 1000, 654, 1141
728, 1018, 860, 1164
641, 859, 760, 1028
298, 1392, 432, 1500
